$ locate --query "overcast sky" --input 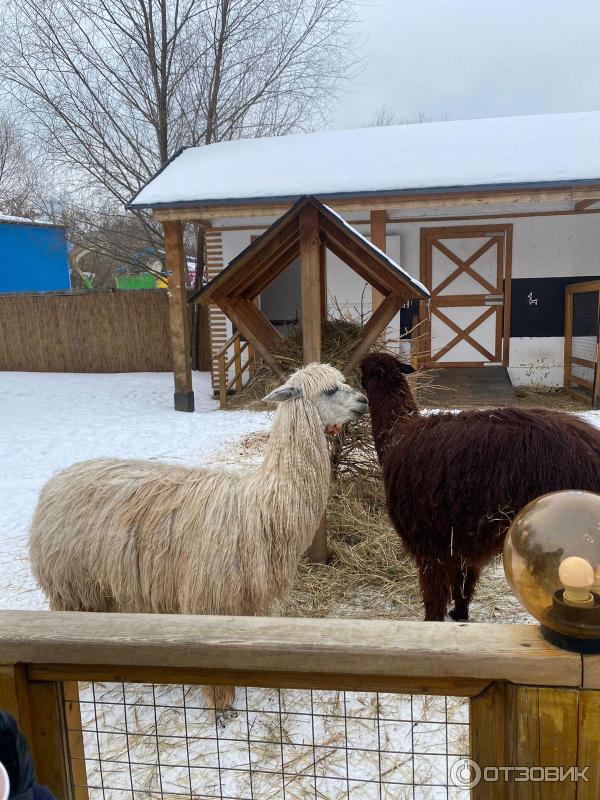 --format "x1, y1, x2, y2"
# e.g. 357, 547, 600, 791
330, 0, 600, 129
